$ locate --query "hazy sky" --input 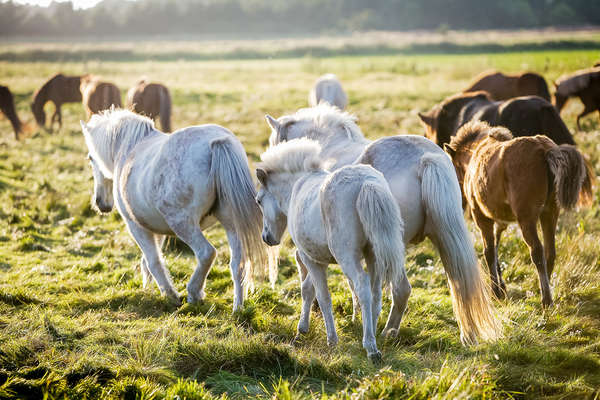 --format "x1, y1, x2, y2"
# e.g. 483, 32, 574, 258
9, 0, 126, 8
